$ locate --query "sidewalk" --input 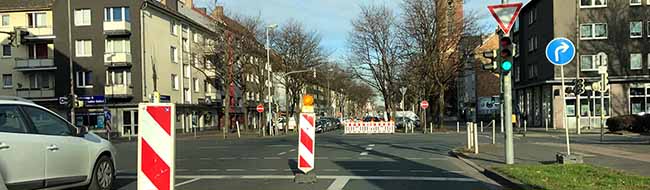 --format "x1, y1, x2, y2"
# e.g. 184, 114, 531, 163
456, 132, 650, 177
